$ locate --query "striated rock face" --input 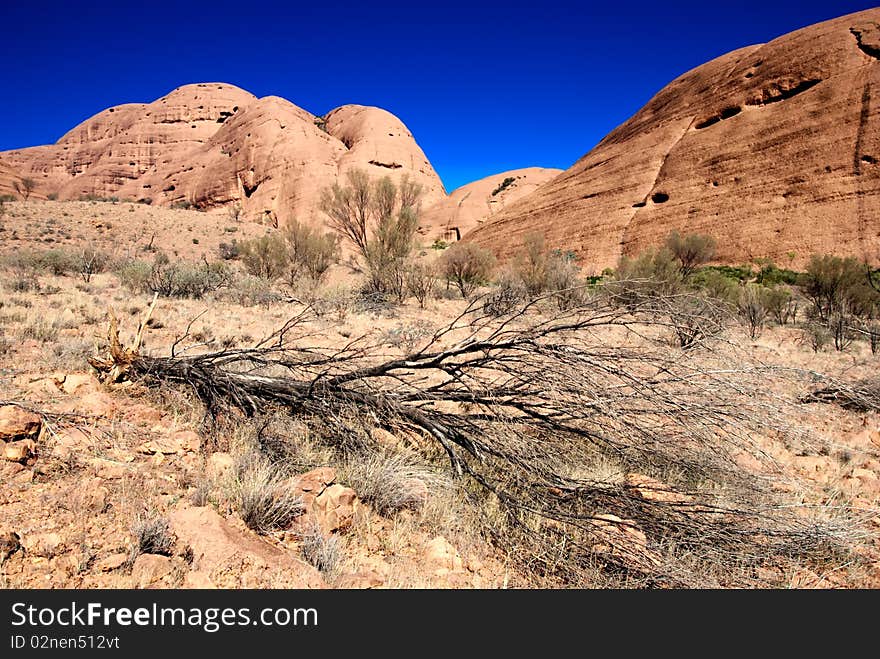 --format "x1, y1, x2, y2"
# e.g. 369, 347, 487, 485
0, 83, 446, 227
467, 9, 880, 271
418, 167, 563, 244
